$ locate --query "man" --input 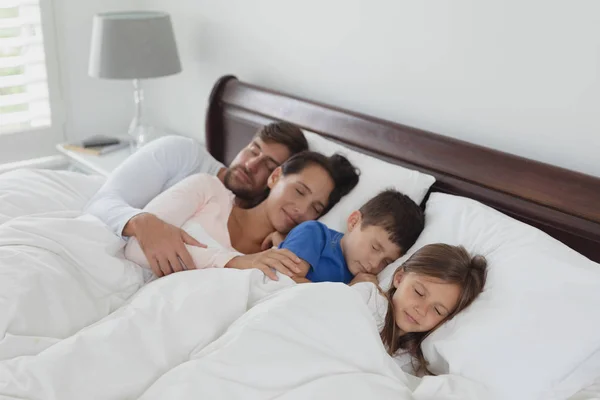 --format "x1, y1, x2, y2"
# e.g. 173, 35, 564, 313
85, 122, 308, 274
